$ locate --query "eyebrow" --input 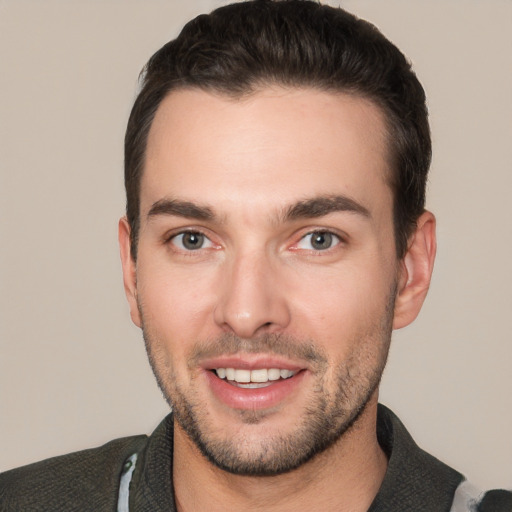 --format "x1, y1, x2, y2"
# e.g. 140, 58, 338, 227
146, 194, 370, 224
283, 195, 370, 221
147, 198, 215, 220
